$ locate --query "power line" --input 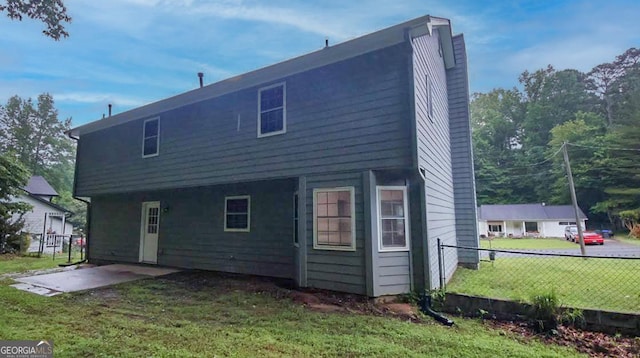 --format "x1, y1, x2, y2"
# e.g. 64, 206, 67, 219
567, 142, 640, 152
